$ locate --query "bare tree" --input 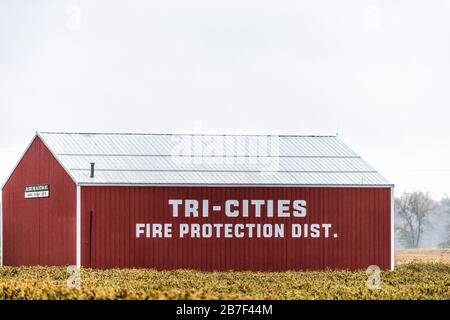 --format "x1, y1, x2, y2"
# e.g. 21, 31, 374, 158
438, 196, 450, 248
395, 191, 437, 248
